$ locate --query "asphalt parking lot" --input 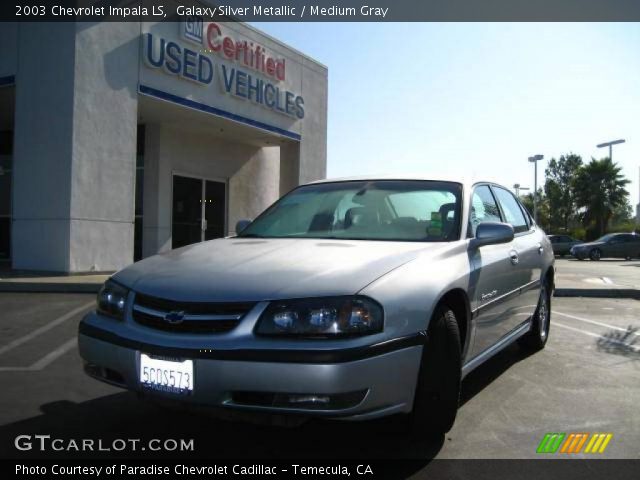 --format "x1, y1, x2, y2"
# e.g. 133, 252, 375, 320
0, 292, 638, 463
